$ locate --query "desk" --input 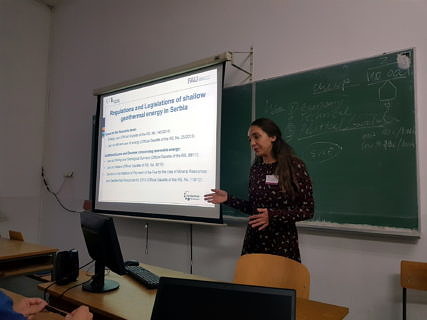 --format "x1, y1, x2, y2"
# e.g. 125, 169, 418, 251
1, 288, 62, 320
39, 263, 349, 320
0, 238, 58, 278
